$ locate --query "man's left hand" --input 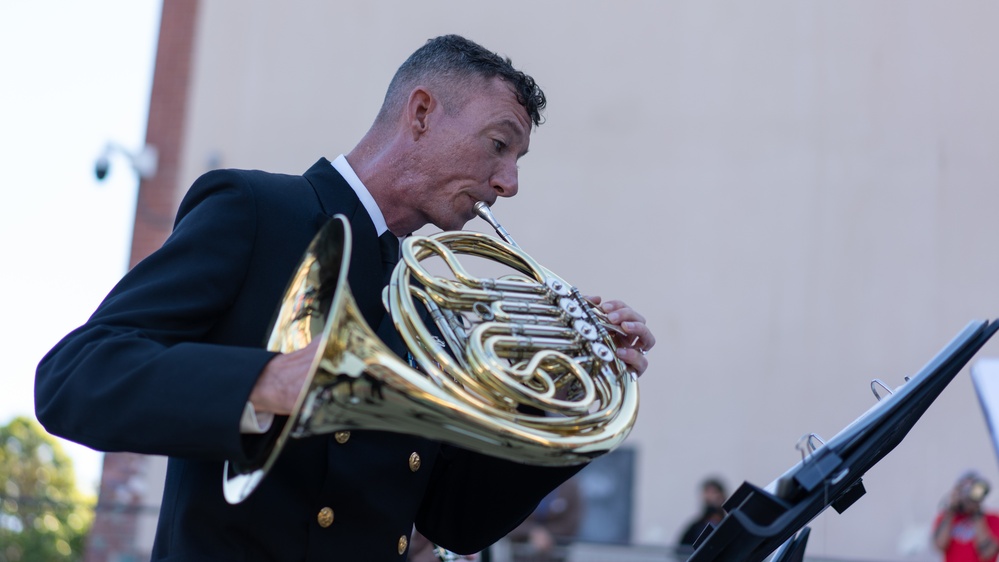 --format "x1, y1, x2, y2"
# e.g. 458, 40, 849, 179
589, 296, 655, 376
